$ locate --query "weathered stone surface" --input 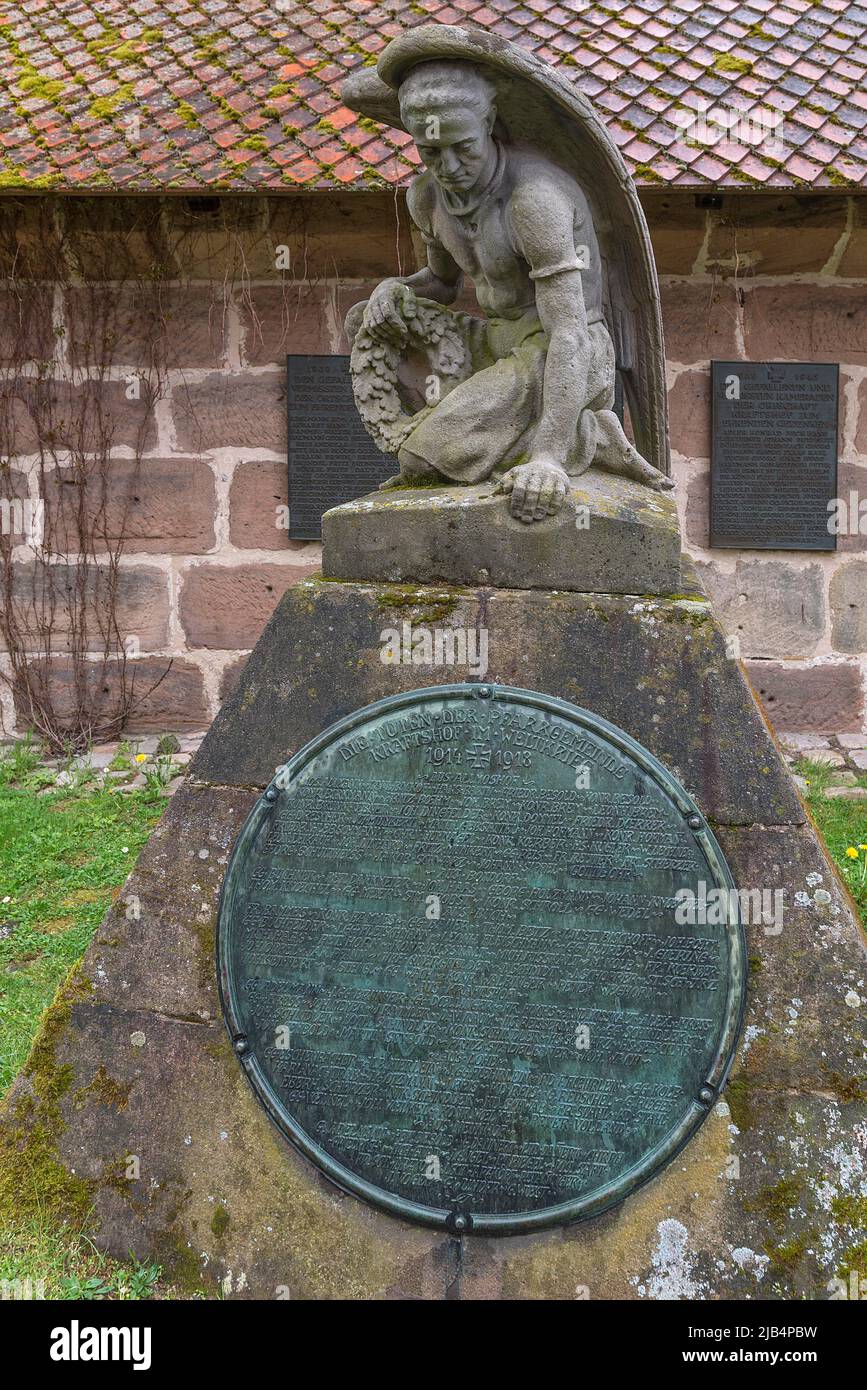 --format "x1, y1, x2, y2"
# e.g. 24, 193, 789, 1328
322, 470, 683, 596
65, 286, 226, 369
89, 785, 255, 1021
745, 660, 864, 733
0, 391, 41, 455
180, 562, 317, 649
830, 561, 867, 653
2, 562, 170, 652
684, 466, 709, 548
228, 459, 289, 549
0, 284, 55, 365
855, 380, 867, 456
643, 193, 706, 275
0, 378, 158, 455
240, 284, 370, 367
706, 196, 848, 277
838, 198, 867, 278
3, 990, 450, 1297
668, 369, 710, 459
698, 559, 826, 660
13, 656, 209, 733
47, 458, 216, 554
218, 654, 248, 704
837, 733, 867, 751
193, 576, 802, 828
836, 459, 867, 555
173, 372, 284, 452
659, 279, 739, 363
715, 824, 866, 1100
240, 286, 333, 367
744, 284, 867, 367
